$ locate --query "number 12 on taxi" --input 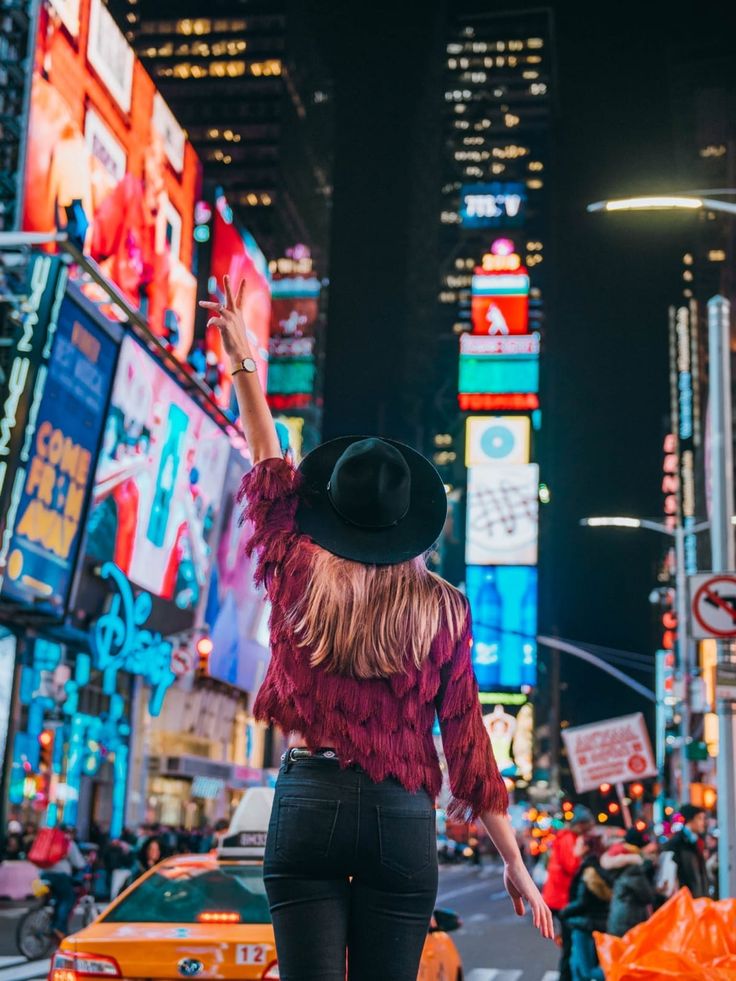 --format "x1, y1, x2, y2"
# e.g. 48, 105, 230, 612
236, 944, 268, 965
